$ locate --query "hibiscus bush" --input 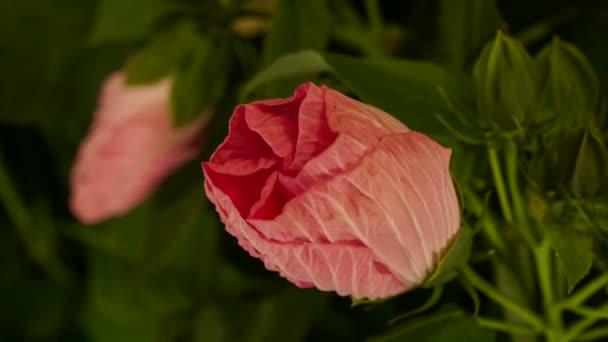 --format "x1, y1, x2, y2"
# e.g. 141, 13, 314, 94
2, 0, 608, 341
